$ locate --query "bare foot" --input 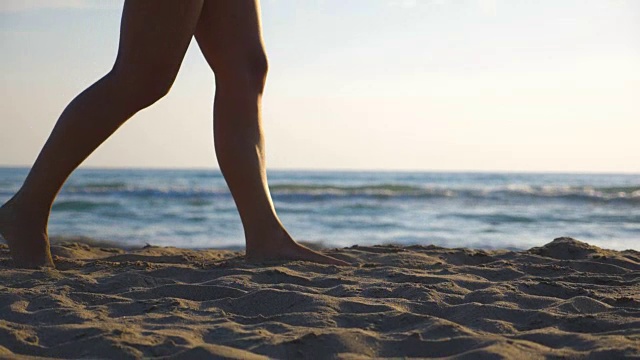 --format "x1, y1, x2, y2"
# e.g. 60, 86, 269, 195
0, 200, 55, 269
245, 228, 349, 266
